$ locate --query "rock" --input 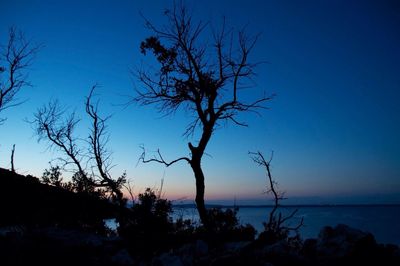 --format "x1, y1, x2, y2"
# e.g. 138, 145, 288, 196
111, 249, 134, 265
210, 254, 239, 266
316, 224, 377, 258
259, 240, 304, 265
195, 239, 209, 256
262, 240, 291, 255
0, 225, 25, 237
153, 253, 184, 266
301, 238, 317, 258
34, 227, 105, 247
223, 241, 251, 253
172, 240, 208, 265
175, 240, 208, 257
